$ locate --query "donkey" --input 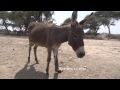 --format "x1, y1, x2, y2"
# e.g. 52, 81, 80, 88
27, 11, 93, 75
